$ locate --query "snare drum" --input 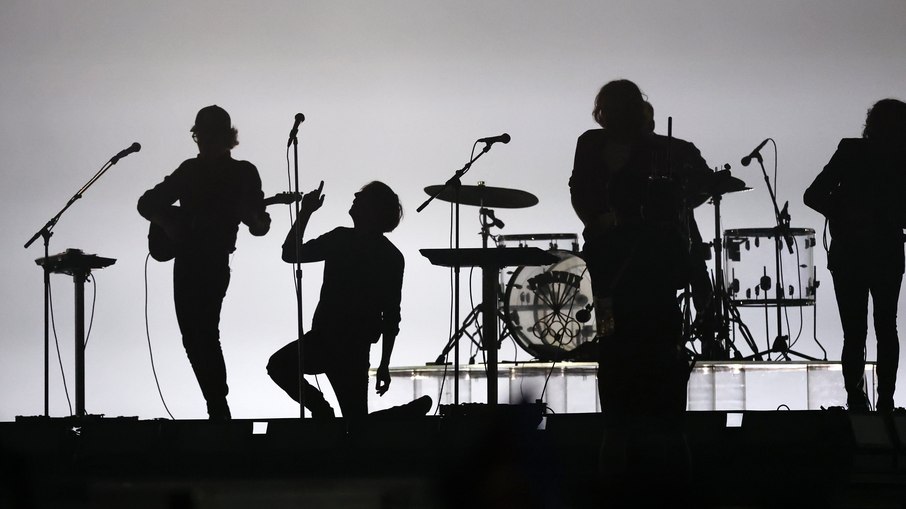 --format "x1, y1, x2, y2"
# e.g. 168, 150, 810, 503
723, 227, 817, 307
503, 249, 597, 360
